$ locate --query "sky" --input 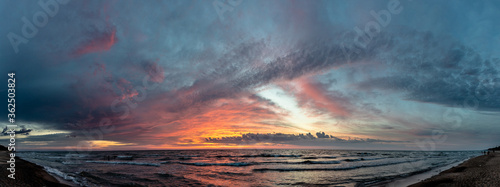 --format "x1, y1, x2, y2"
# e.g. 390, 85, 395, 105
0, 0, 499, 151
